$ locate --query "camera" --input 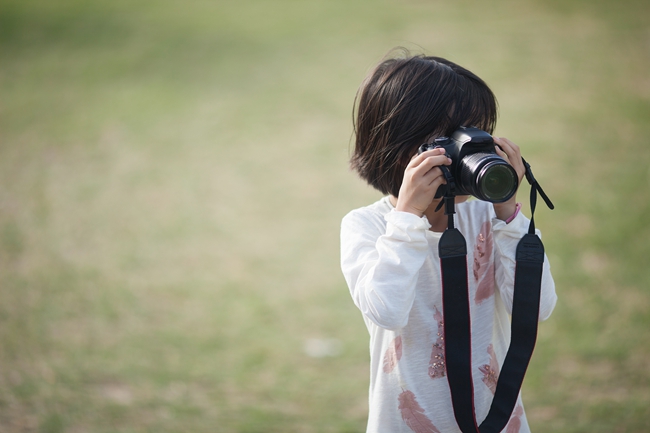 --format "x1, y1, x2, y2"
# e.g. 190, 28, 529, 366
418, 127, 518, 203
